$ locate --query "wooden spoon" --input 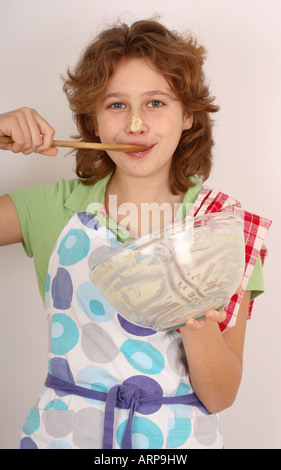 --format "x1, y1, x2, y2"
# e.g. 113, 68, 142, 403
0, 136, 149, 152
